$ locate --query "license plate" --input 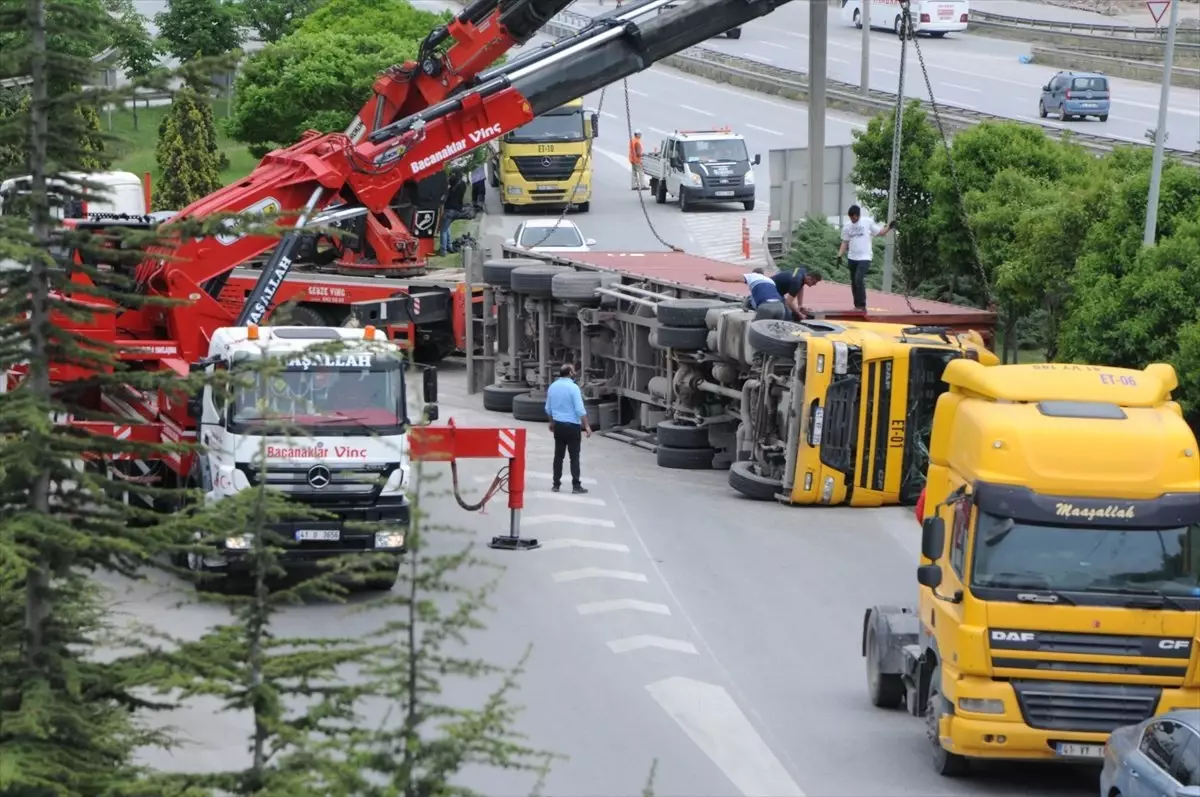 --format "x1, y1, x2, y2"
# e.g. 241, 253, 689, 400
536, 185, 558, 192
1056, 743, 1104, 759
1082, 103, 1097, 108
295, 529, 339, 542
810, 407, 825, 445
714, 190, 734, 197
